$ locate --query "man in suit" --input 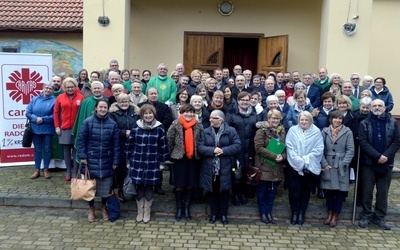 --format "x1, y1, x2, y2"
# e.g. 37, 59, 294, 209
351, 73, 366, 99
302, 72, 321, 108
275, 90, 290, 114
